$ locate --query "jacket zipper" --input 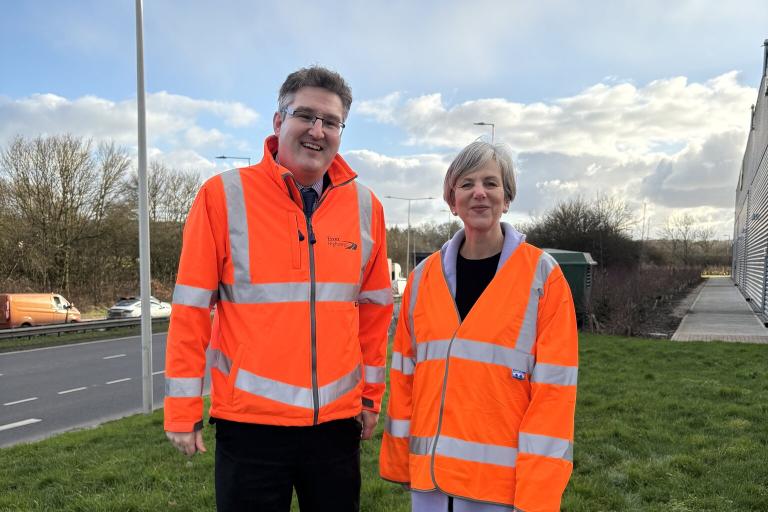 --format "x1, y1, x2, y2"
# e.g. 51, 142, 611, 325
306, 211, 319, 425
302, 176, 356, 426
430, 255, 464, 490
